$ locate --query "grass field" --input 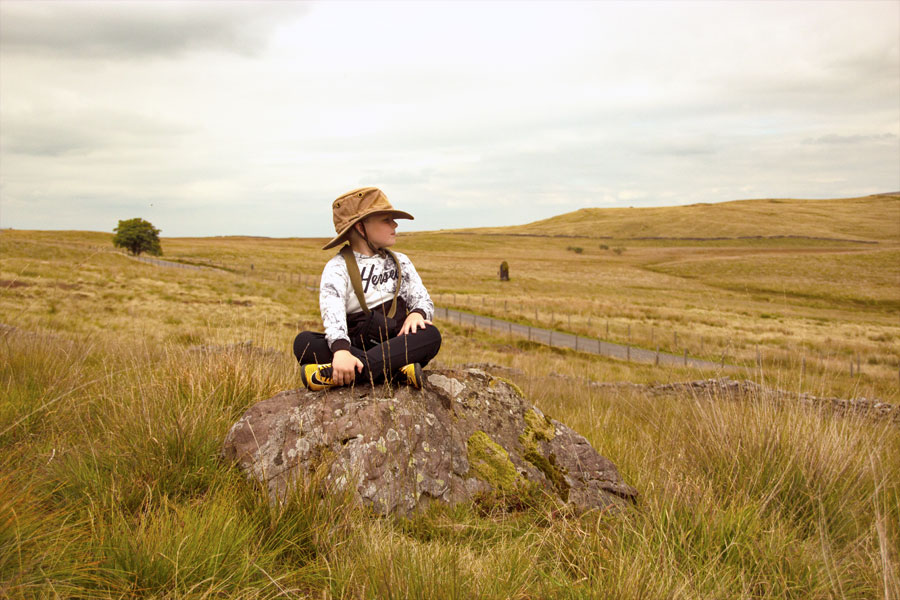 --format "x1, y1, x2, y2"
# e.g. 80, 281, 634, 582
2, 195, 899, 598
